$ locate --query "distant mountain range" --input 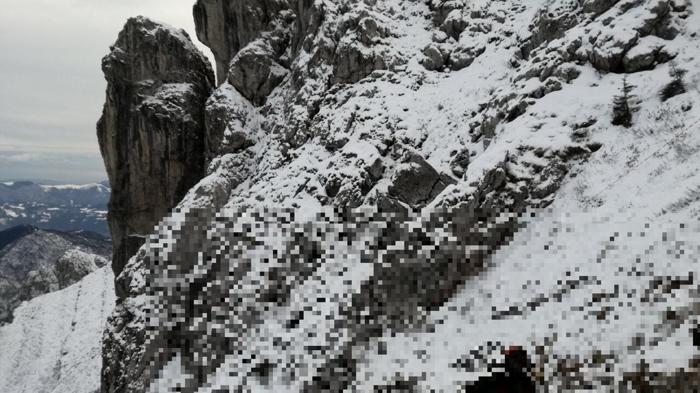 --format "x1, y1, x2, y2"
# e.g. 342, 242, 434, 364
0, 181, 110, 236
